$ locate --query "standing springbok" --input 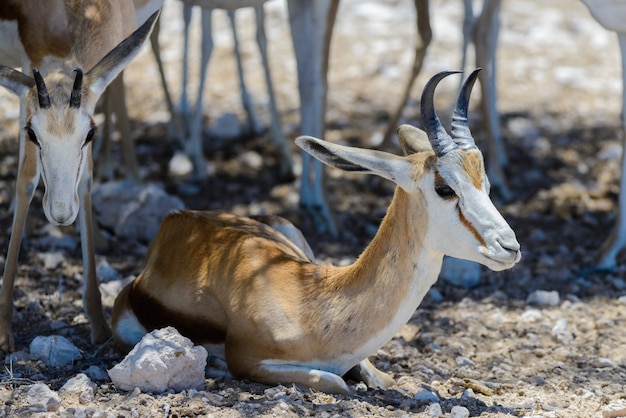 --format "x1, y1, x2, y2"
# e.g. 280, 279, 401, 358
148, 0, 294, 180
111, 69, 521, 394
0, 3, 159, 352
579, 0, 626, 269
